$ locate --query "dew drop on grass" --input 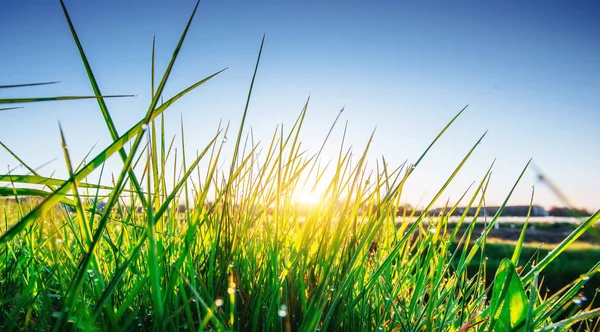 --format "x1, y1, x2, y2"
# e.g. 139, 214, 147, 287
227, 287, 235, 295
223, 136, 228, 143
55, 238, 64, 244
278, 304, 288, 317
215, 298, 224, 307
580, 275, 590, 281
428, 228, 436, 234
141, 124, 148, 131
